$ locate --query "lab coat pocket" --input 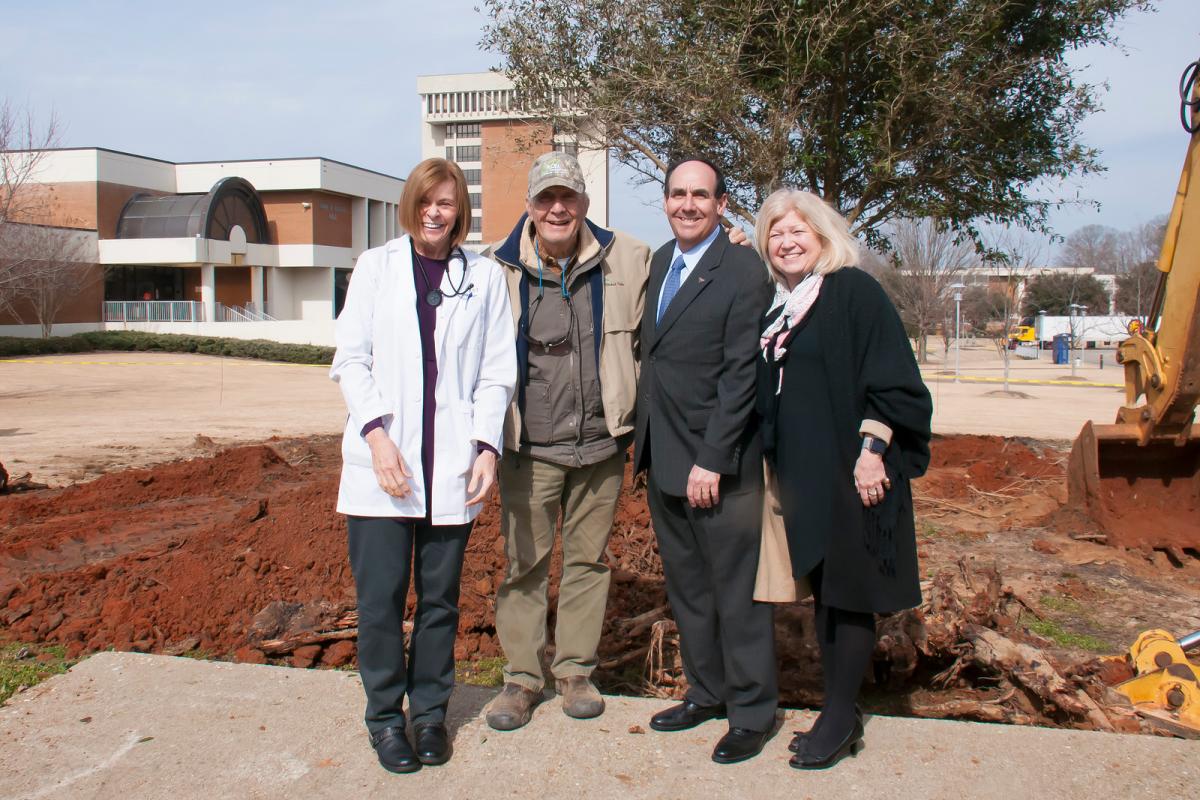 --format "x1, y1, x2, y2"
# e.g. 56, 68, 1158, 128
446, 402, 477, 480
341, 424, 373, 468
